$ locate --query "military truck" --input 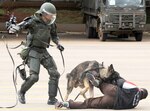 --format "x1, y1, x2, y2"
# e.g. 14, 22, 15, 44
82, 0, 146, 41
